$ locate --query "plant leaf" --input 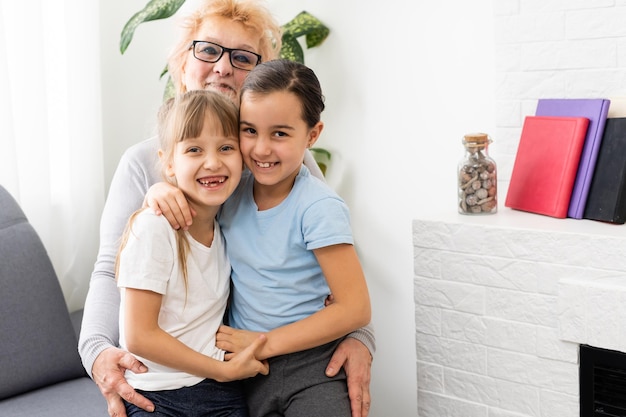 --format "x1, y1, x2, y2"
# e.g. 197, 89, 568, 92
310, 147, 331, 160
120, 0, 186, 54
280, 35, 305, 64
159, 64, 176, 101
163, 77, 176, 101
309, 147, 331, 176
159, 63, 169, 80
281, 11, 330, 54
